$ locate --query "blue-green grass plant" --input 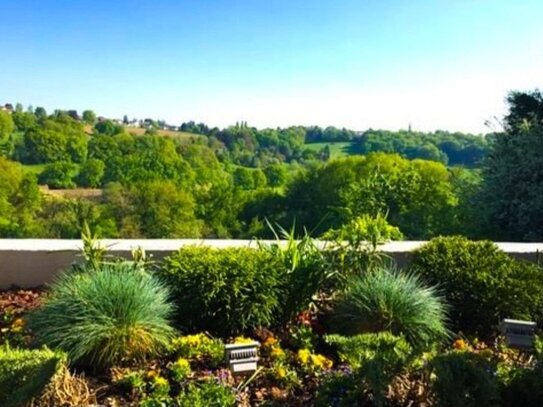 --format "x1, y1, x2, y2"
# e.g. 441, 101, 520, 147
331, 267, 449, 350
30, 263, 176, 370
